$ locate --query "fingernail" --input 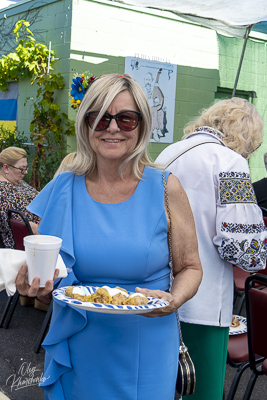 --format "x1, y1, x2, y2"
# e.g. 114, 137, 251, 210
33, 278, 39, 284
22, 265, 27, 272
48, 281, 53, 287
